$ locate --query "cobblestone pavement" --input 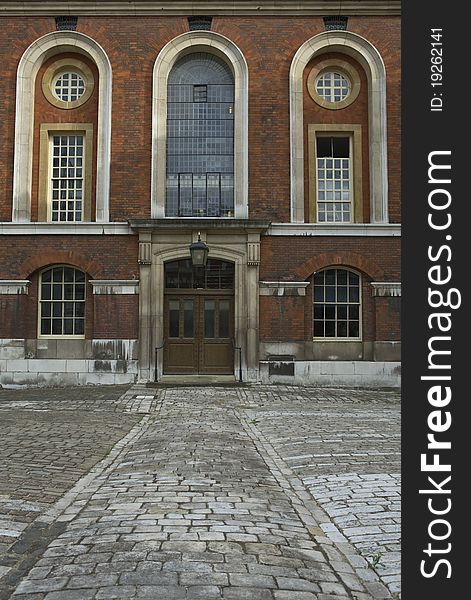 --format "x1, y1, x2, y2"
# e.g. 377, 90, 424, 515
0, 384, 400, 600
